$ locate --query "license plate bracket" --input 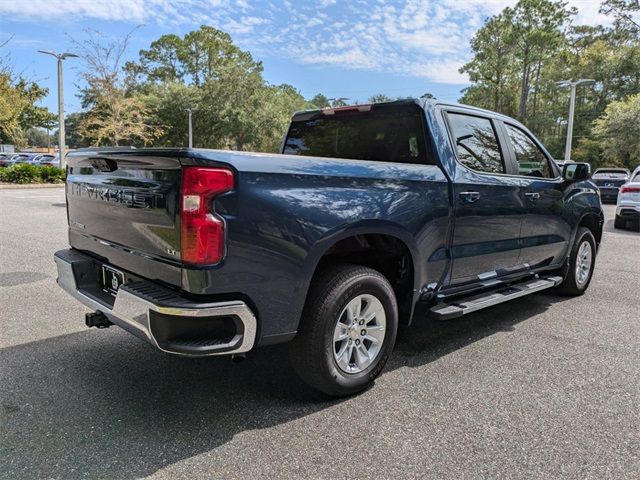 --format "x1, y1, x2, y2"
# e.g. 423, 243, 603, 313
101, 265, 125, 297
